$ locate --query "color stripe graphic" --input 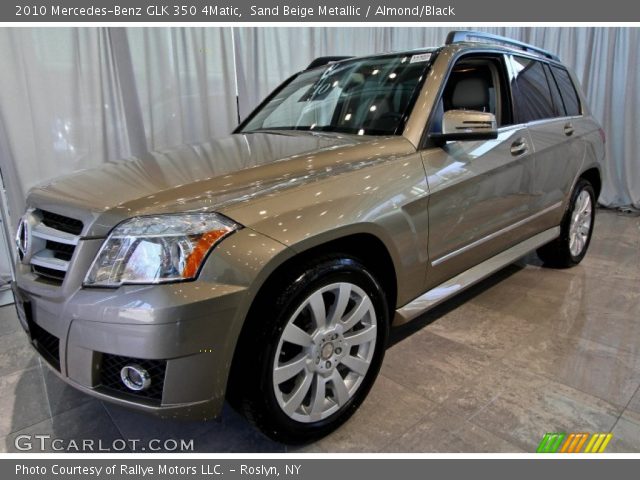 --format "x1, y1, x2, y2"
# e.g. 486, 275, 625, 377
536, 432, 612, 453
